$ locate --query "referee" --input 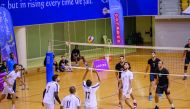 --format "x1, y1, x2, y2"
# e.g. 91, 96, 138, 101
154, 61, 175, 109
